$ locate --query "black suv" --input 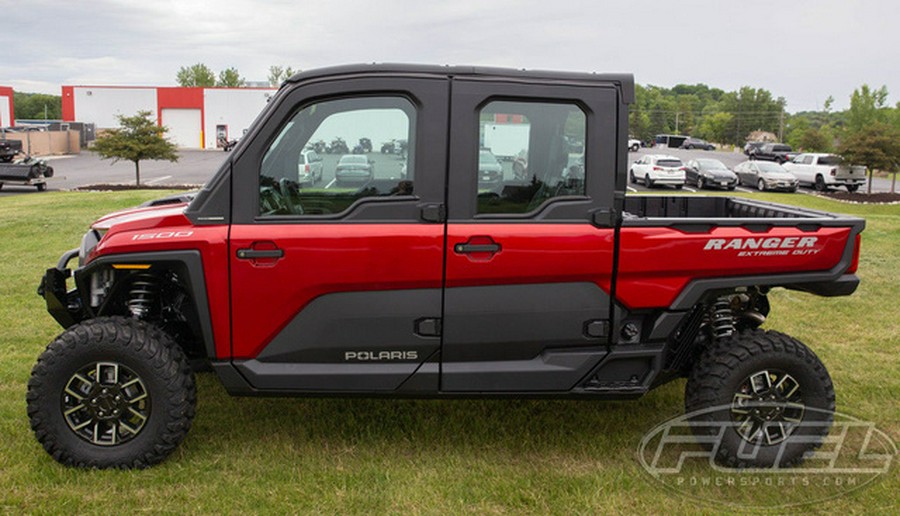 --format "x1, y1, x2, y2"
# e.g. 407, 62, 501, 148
750, 143, 797, 164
